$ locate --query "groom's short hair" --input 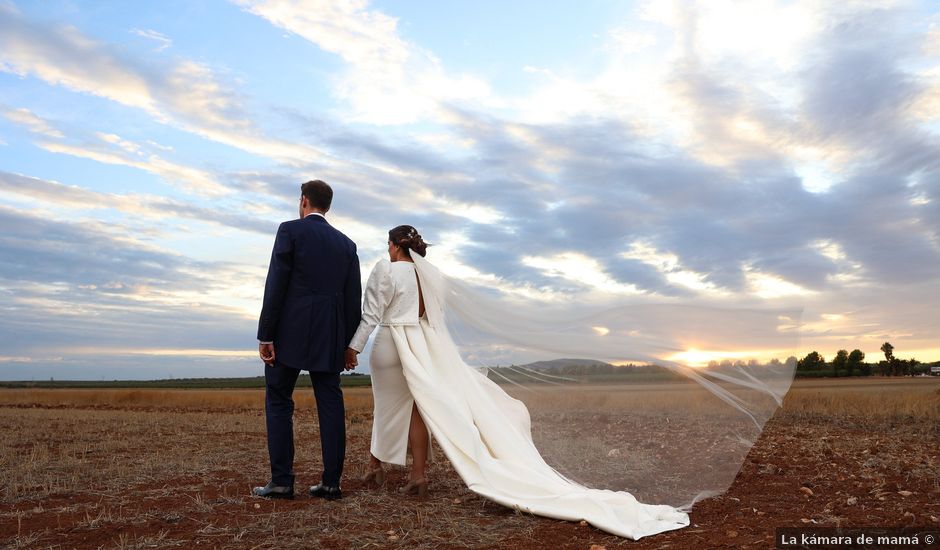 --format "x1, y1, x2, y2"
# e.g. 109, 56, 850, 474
302, 180, 333, 211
